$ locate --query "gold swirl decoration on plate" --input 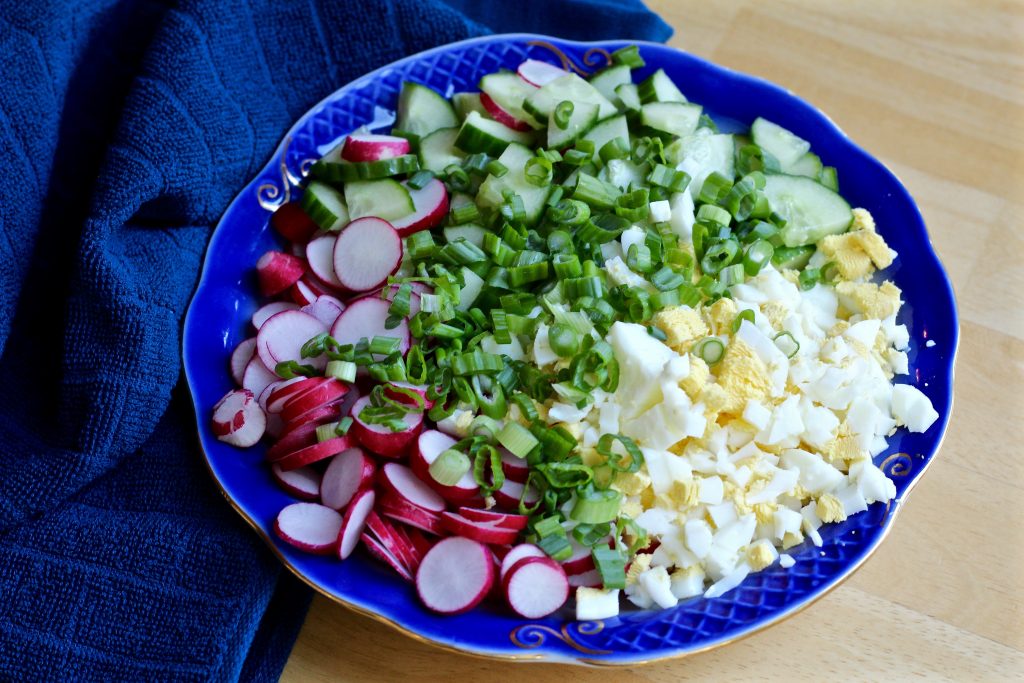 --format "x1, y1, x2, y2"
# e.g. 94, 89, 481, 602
879, 452, 913, 477
526, 40, 612, 76
510, 620, 612, 655
256, 136, 301, 211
